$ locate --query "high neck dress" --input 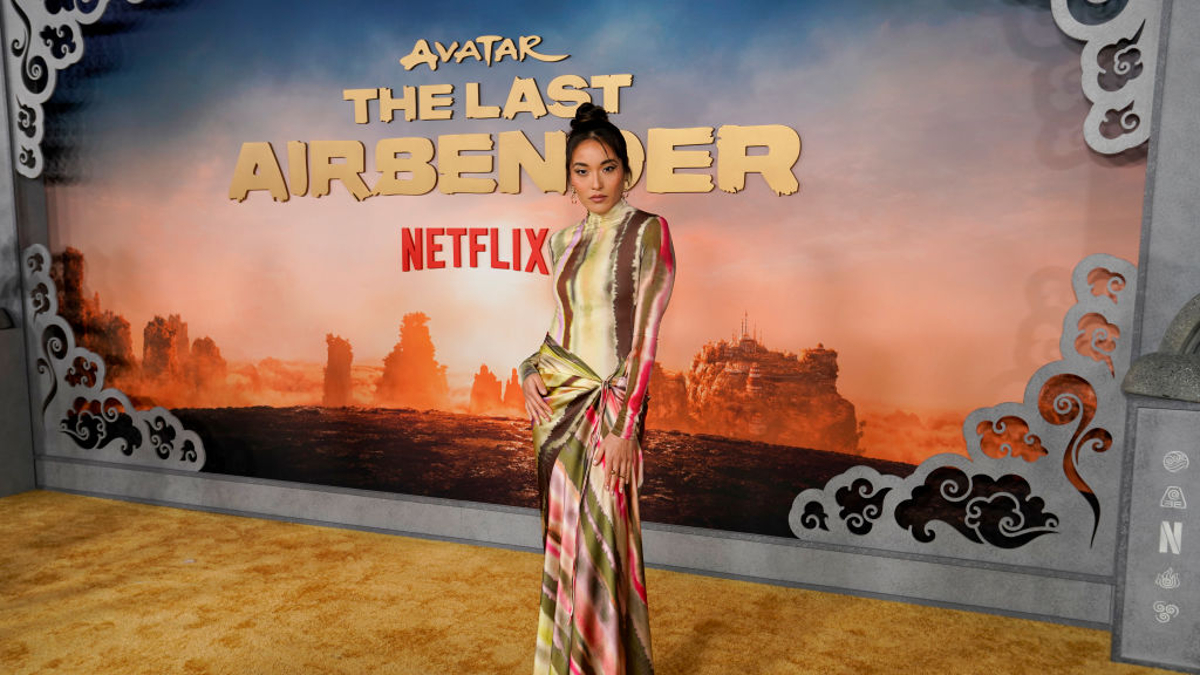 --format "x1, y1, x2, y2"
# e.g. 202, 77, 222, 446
519, 199, 676, 675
